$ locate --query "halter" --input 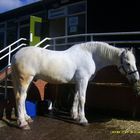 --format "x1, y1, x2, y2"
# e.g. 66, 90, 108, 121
118, 50, 138, 76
